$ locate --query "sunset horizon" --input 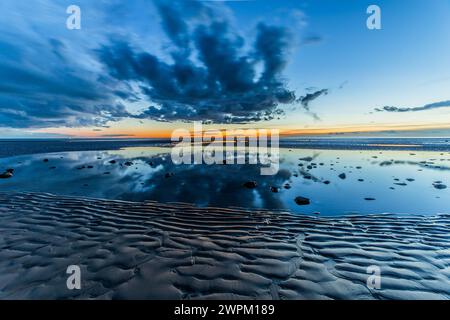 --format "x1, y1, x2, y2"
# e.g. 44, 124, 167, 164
1, 0, 449, 306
